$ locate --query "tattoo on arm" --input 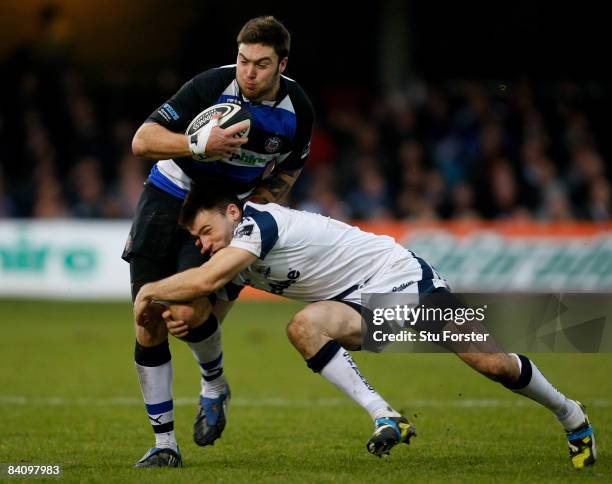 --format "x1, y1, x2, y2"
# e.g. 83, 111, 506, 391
249, 168, 302, 204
